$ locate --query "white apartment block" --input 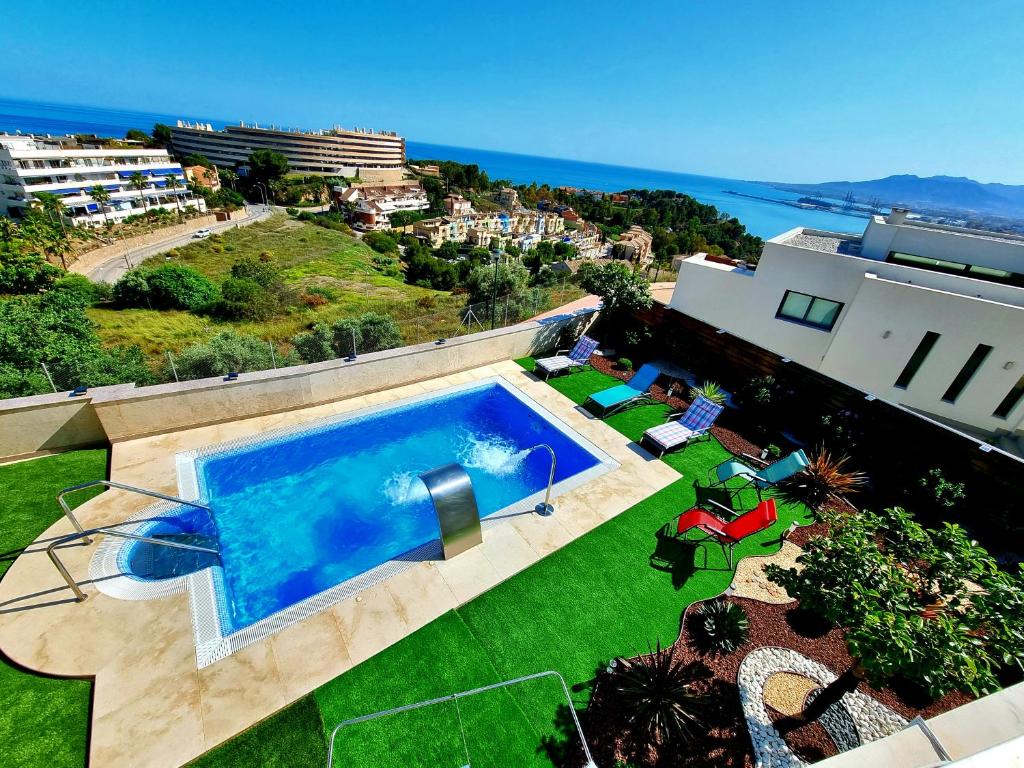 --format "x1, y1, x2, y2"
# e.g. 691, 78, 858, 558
169, 121, 406, 178
669, 209, 1024, 451
336, 183, 429, 231
0, 134, 205, 226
